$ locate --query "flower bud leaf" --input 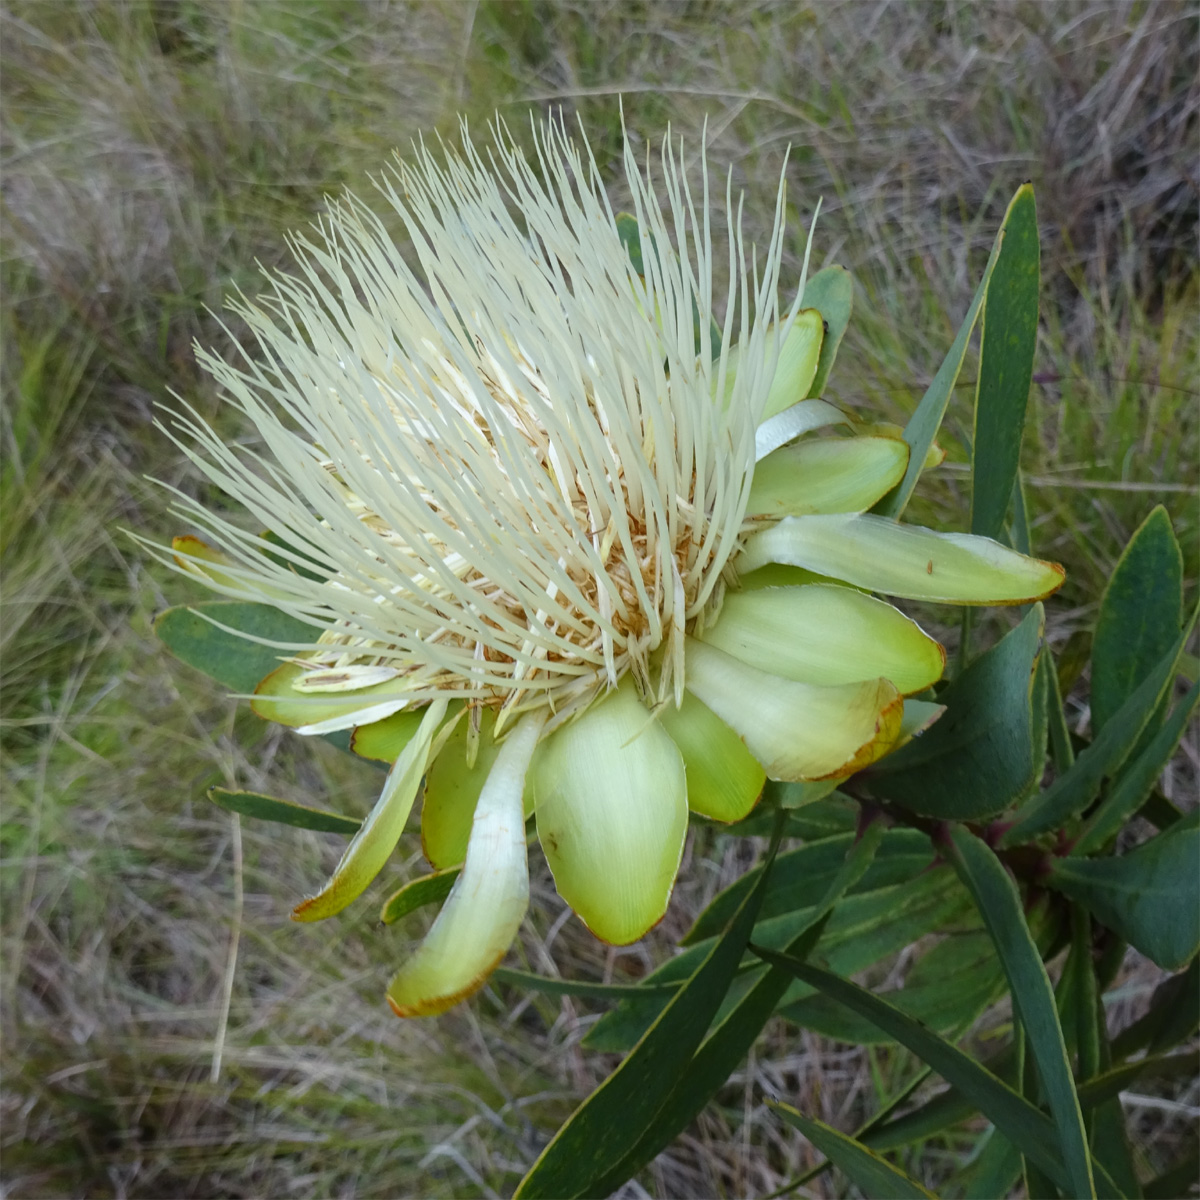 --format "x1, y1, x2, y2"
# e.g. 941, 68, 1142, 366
387, 711, 542, 1016
421, 707, 510, 869
750, 434, 909, 516
754, 397, 847, 460
656, 691, 765, 823
252, 661, 408, 734
739, 512, 1065, 604
685, 639, 903, 781
349, 709, 426, 764
702, 584, 944, 697
532, 680, 688, 946
292, 699, 447, 923
759, 308, 825, 419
